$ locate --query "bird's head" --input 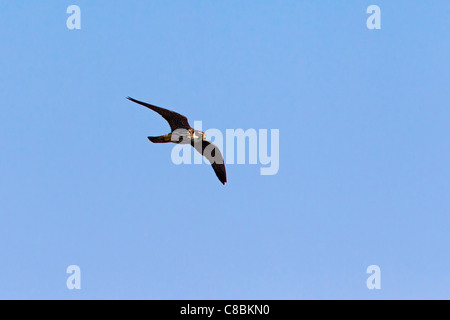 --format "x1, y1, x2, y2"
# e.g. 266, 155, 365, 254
193, 130, 206, 140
